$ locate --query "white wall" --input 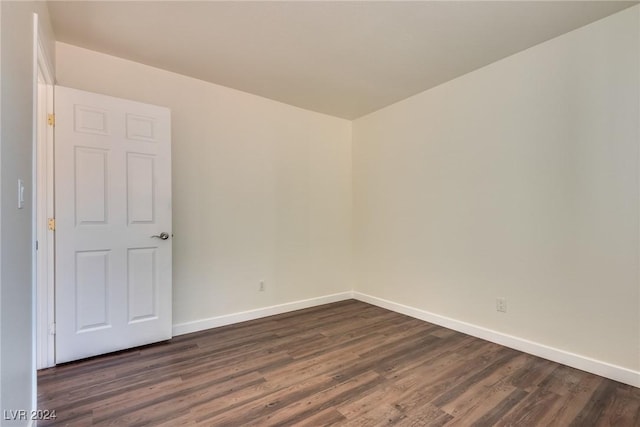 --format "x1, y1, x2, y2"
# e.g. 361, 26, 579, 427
353, 6, 639, 373
55, 43, 353, 329
1, 1, 3, 418
0, 1, 55, 424
53, 4, 639, 385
